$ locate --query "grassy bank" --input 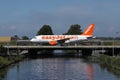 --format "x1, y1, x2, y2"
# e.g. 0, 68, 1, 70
98, 55, 120, 70
0, 55, 25, 69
